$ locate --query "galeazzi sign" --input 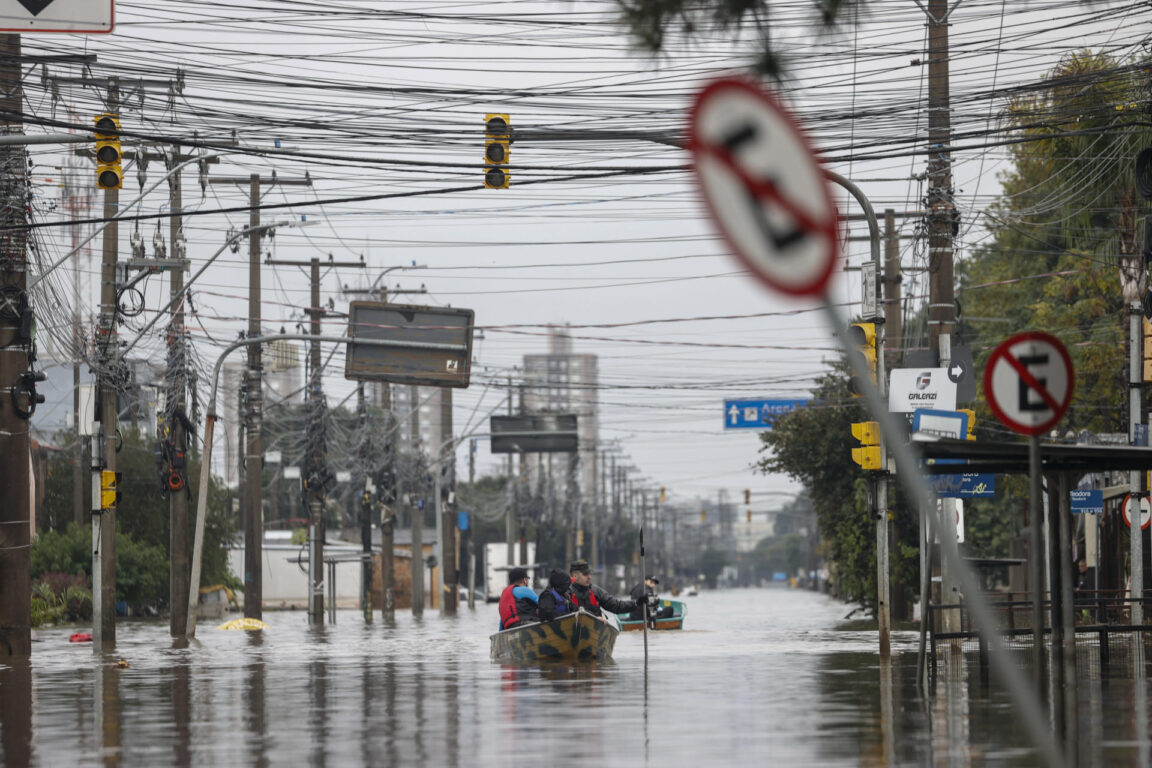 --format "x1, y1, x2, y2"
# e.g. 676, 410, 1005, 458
888, 368, 958, 413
